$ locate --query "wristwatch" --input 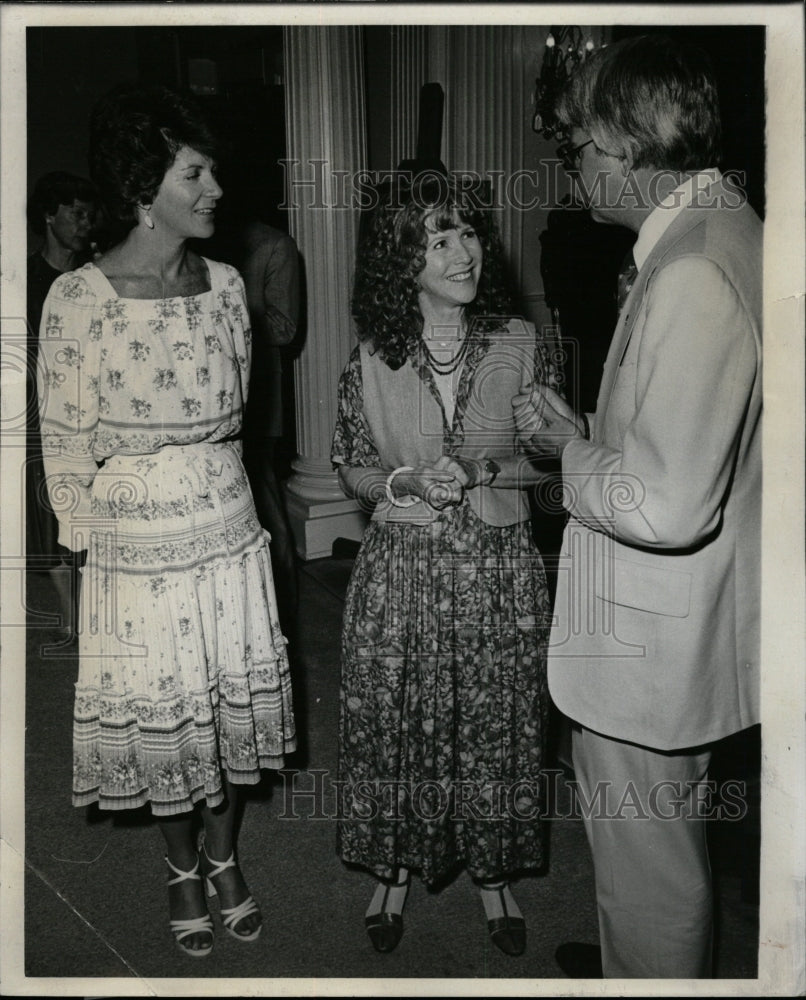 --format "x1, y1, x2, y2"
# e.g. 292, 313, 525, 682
481, 458, 501, 486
